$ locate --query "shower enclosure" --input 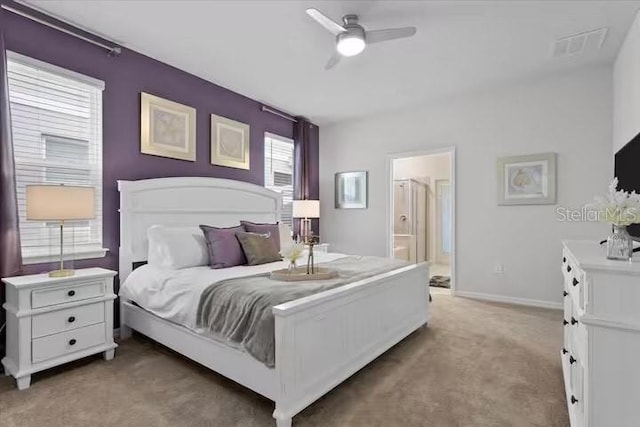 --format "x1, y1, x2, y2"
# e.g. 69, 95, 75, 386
393, 179, 427, 263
